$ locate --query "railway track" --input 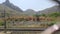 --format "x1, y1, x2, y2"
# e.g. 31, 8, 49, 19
0, 27, 46, 31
